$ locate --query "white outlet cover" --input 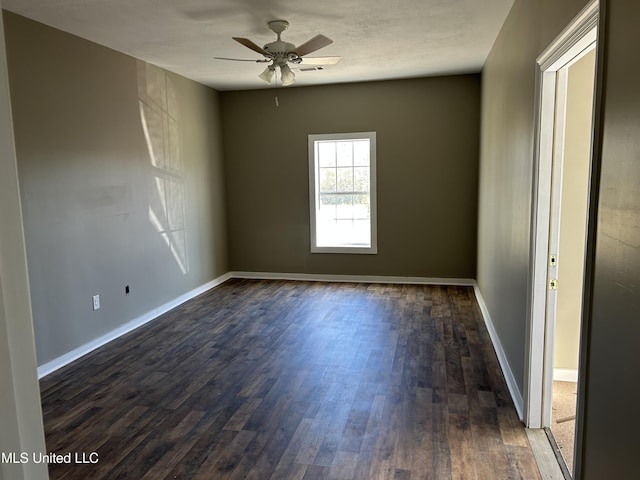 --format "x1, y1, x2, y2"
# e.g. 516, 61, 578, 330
92, 294, 100, 310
